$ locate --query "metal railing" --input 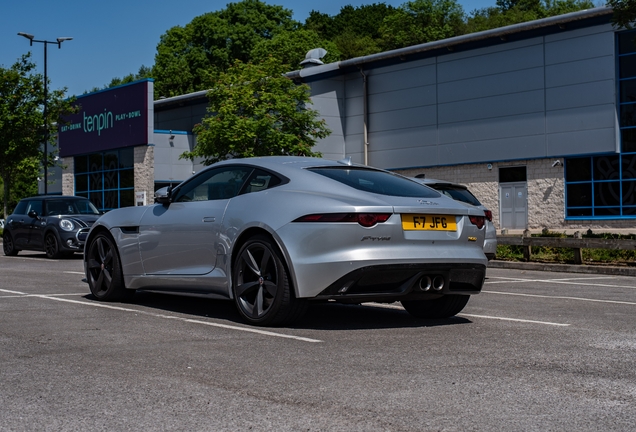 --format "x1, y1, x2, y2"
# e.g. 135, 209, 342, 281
497, 231, 636, 264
